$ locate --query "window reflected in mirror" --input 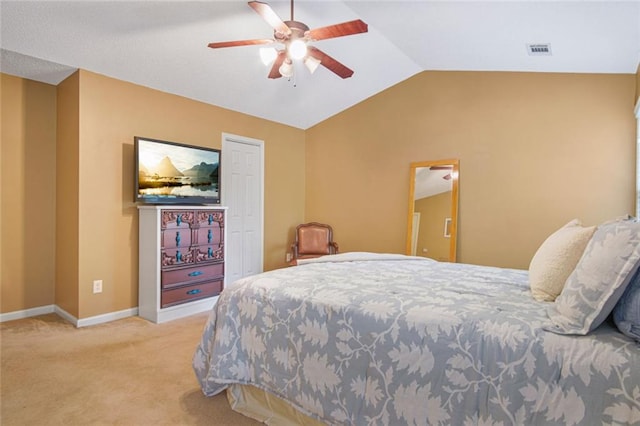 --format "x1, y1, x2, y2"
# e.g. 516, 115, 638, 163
406, 160, 459, 262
